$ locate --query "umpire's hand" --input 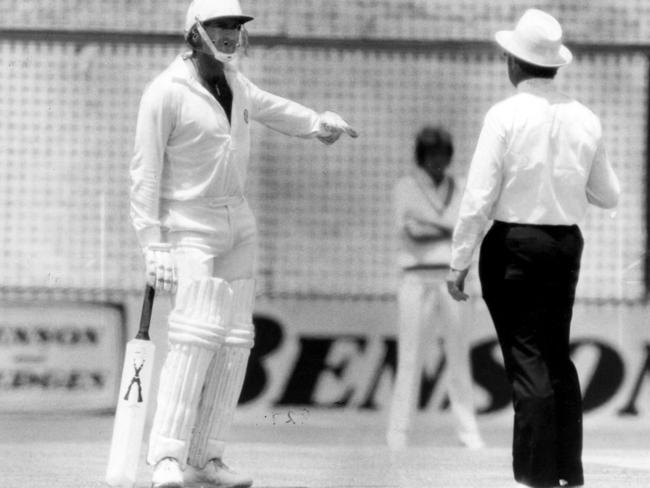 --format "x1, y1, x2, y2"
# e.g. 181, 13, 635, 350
446, 267, 470, 301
